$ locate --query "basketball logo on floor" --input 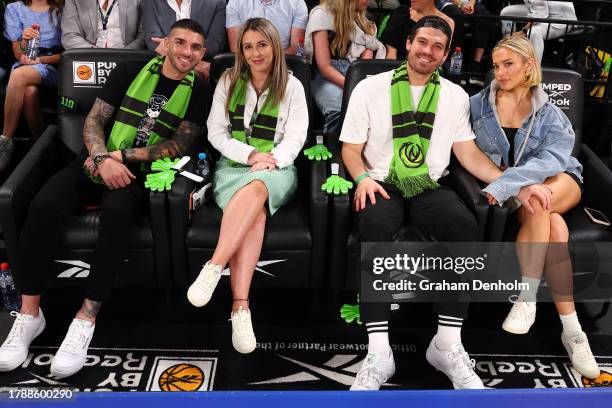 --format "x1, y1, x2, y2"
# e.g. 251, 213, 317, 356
582, 370, 612, 387
146, 357, 217, 391
158, 363, 204, 391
